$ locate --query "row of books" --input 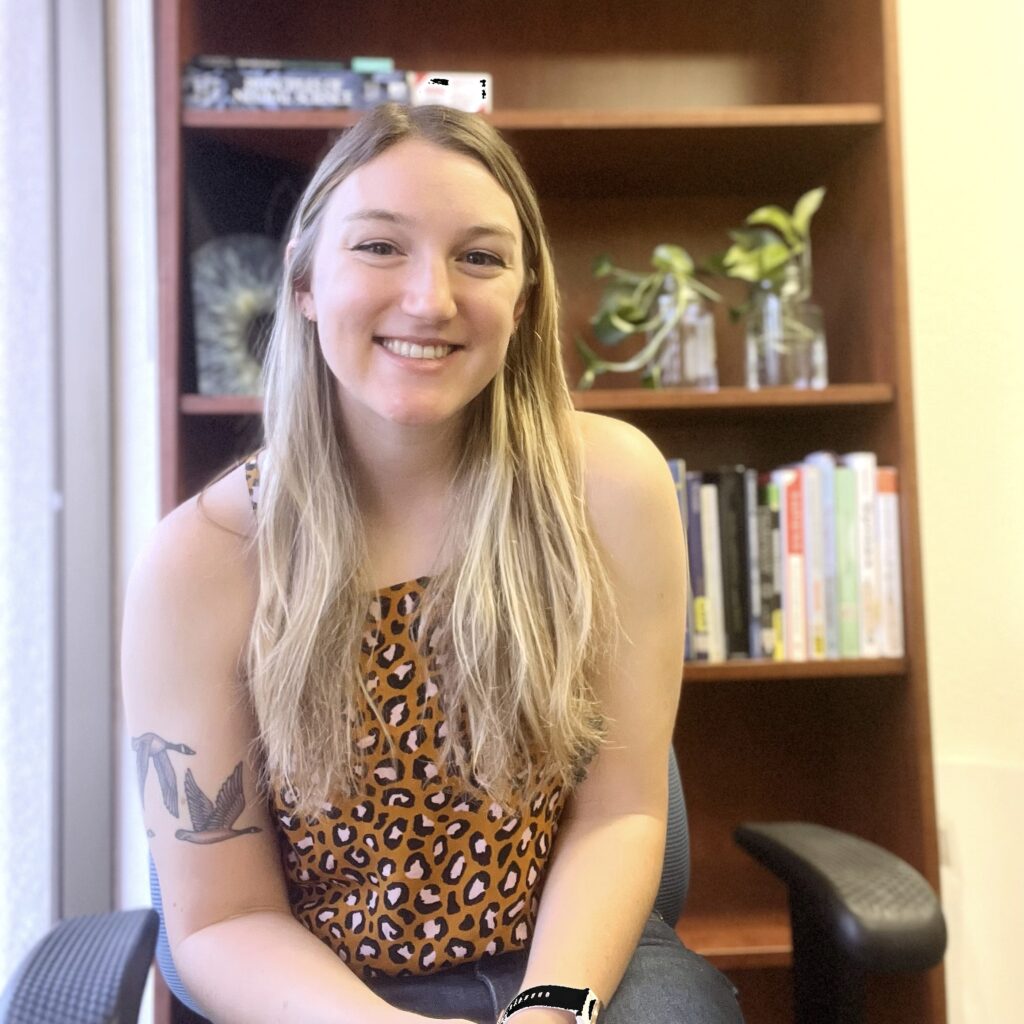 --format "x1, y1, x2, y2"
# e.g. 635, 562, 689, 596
182, 56, 492, 114
668, 452, 905, 664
